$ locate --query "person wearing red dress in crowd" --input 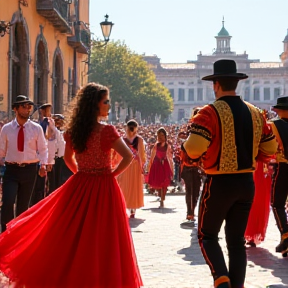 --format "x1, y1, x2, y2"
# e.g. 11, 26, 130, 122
245, 110, 275, 247
147, 127, 174, 208
244, 160, 273, 247
0, 83, 143, 288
